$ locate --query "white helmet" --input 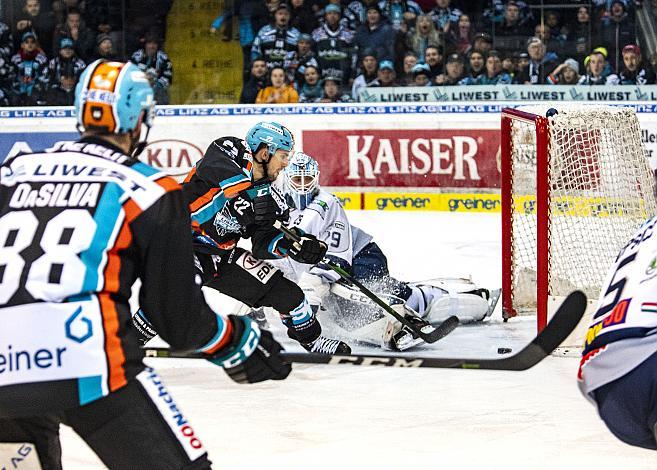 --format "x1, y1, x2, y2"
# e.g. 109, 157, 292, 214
283, 152, 320, 210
